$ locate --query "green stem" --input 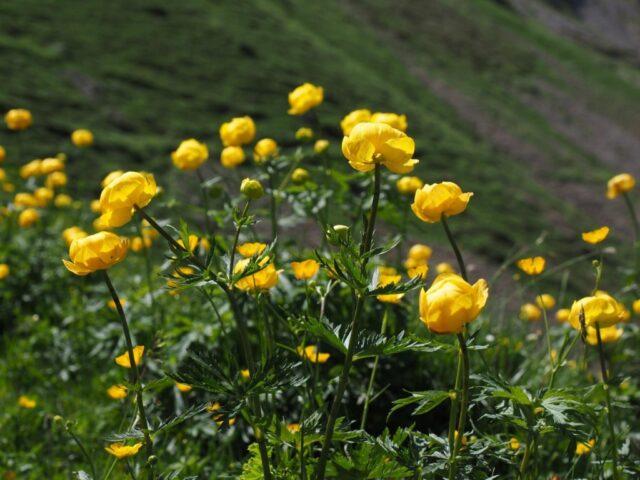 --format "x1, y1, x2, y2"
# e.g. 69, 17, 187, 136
448, 351, 463, 453
360, 307, 388, 429
535, 287, 555, 376
228, 201, 250, 279
622, 192, 639, 241
519, 435, 535, 479
448, 333, 469, 480
136, 222, 160, 332
196, 168, 213, 238
65, 424, 97, 480
441, 216, 467, 281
